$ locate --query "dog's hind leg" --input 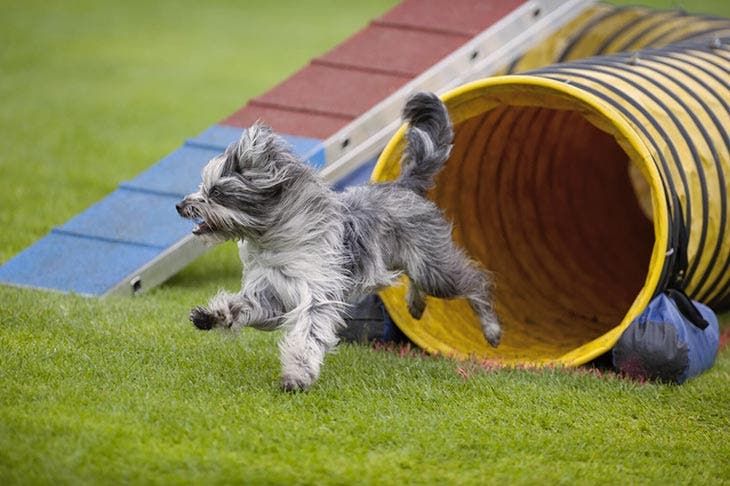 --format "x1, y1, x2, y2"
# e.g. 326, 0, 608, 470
279, 302, 343, 392
461, 271, 501, 348
405, 245, 501, 347
406, 283, 426, 319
